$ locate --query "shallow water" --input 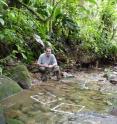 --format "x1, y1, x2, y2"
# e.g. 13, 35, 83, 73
1, 69, 117, 124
